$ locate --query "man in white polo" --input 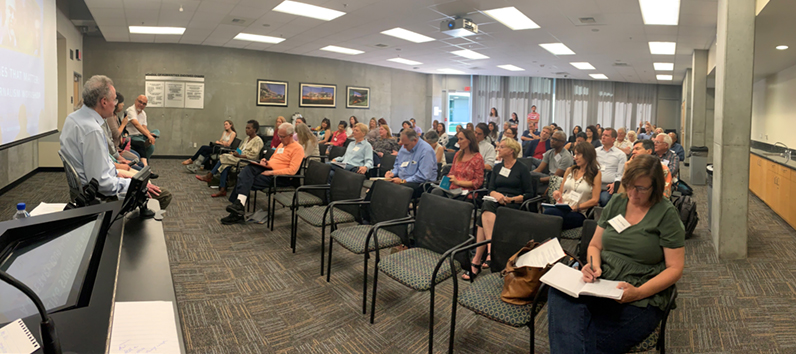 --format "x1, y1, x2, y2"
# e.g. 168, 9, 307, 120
126, 95, 157, 171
